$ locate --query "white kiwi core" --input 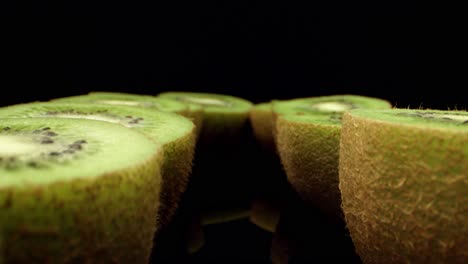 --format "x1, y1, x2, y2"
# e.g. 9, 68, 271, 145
0, 136, 38, 156
310, 102, 353, 112
178, 97, 229, 106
